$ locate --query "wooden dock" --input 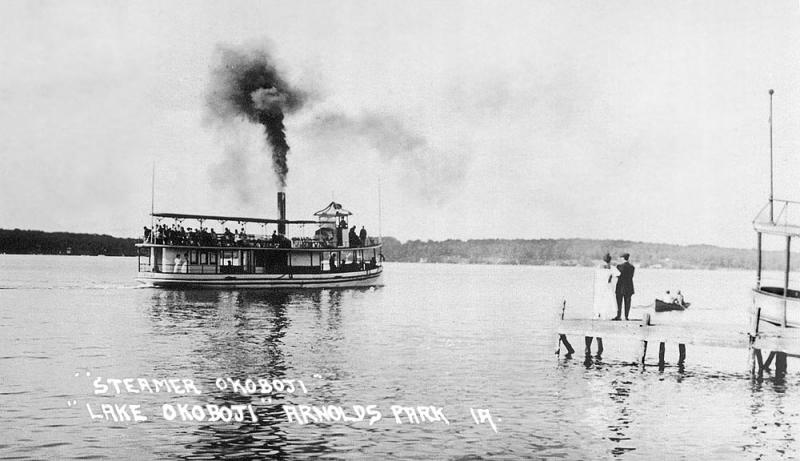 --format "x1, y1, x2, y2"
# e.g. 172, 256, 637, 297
555, 303, 800, 375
